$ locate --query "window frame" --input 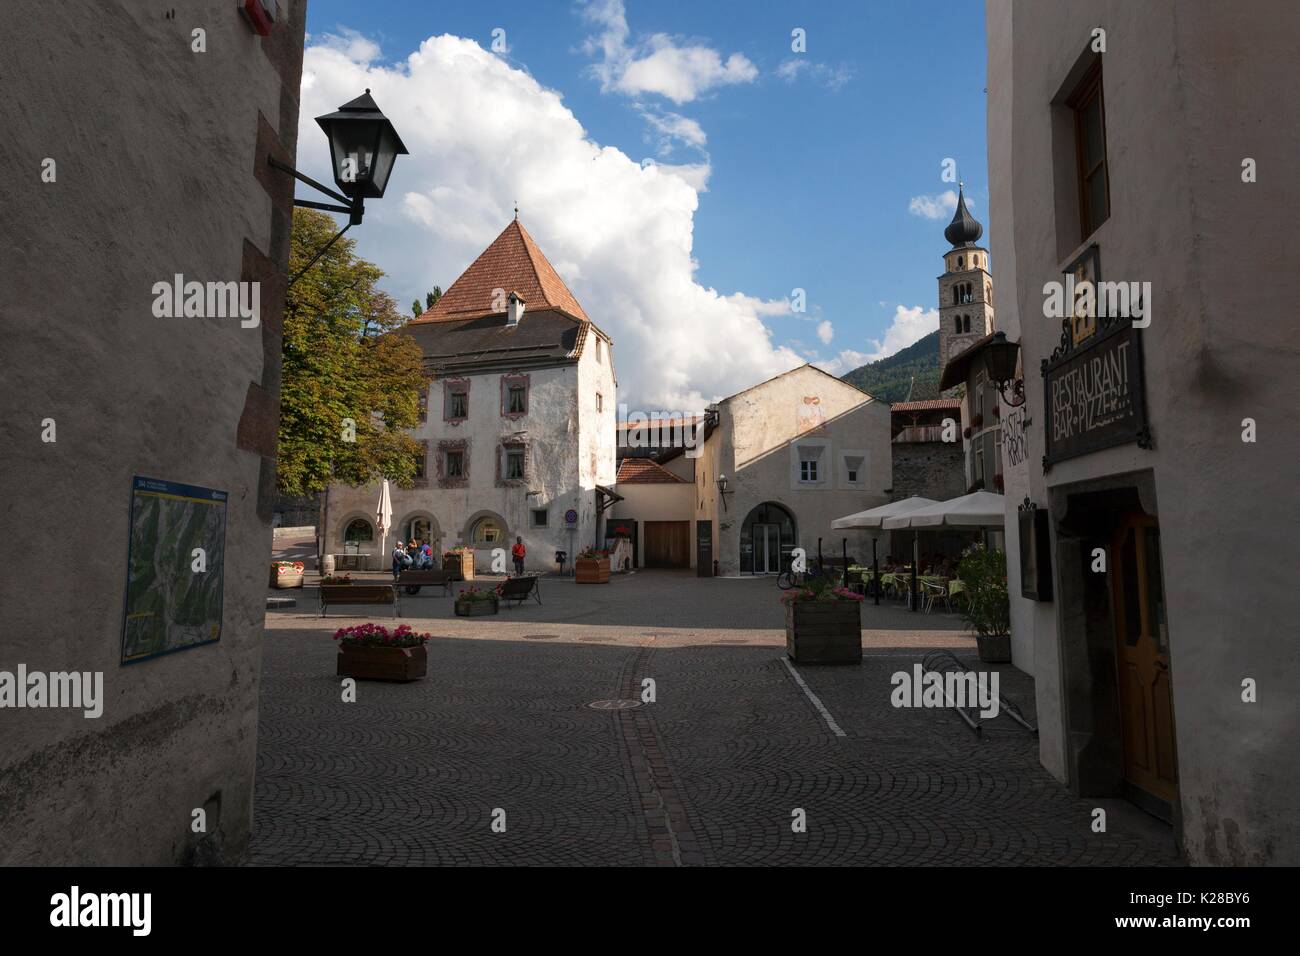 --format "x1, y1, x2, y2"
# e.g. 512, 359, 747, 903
500, 372, 529, 420
444, 378, 470, 423
1068, 59, 1110, 240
